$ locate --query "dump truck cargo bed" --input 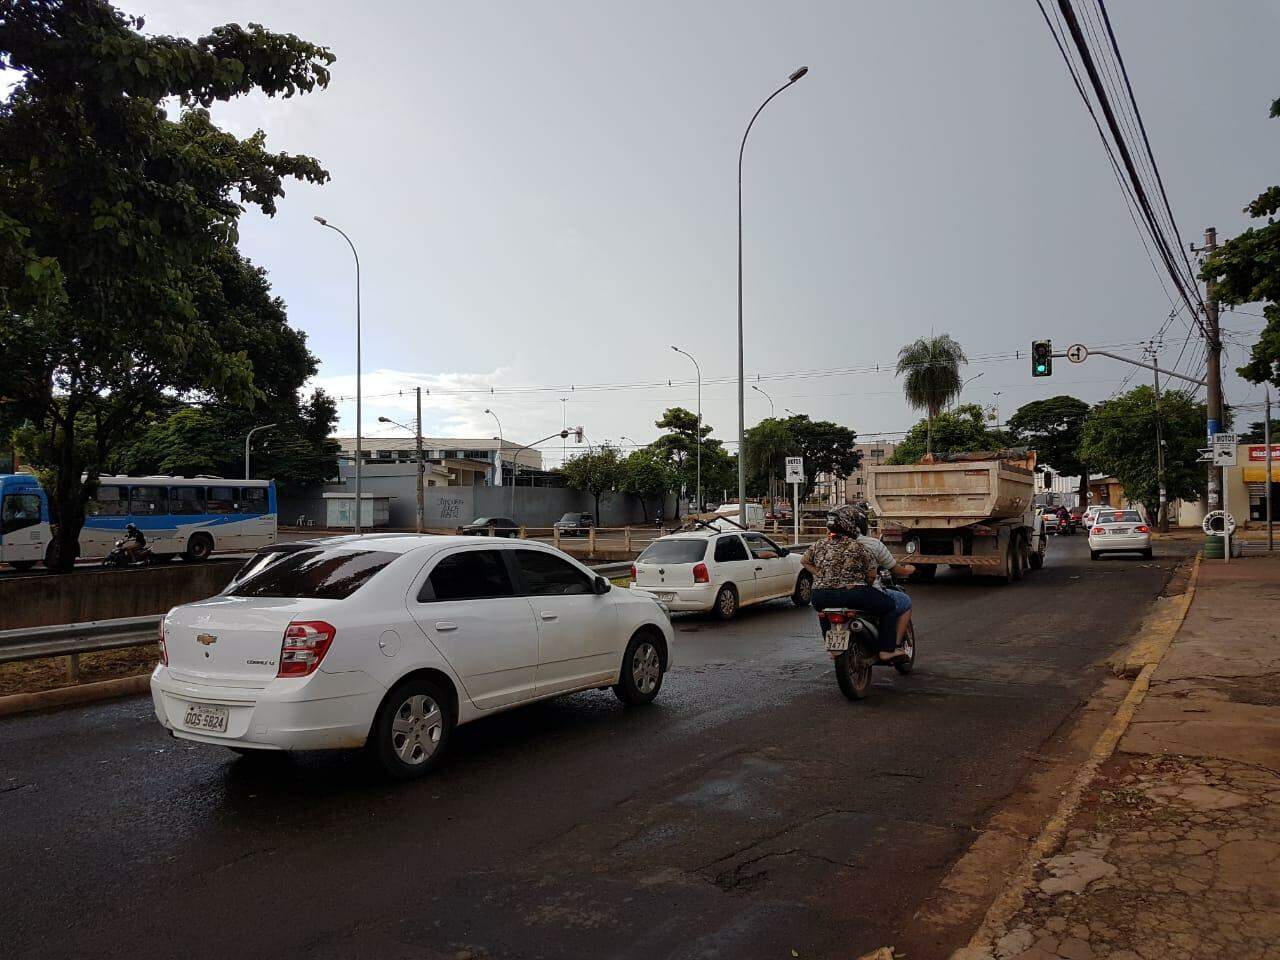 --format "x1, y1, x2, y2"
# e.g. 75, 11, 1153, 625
866, 459, 1035, 528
